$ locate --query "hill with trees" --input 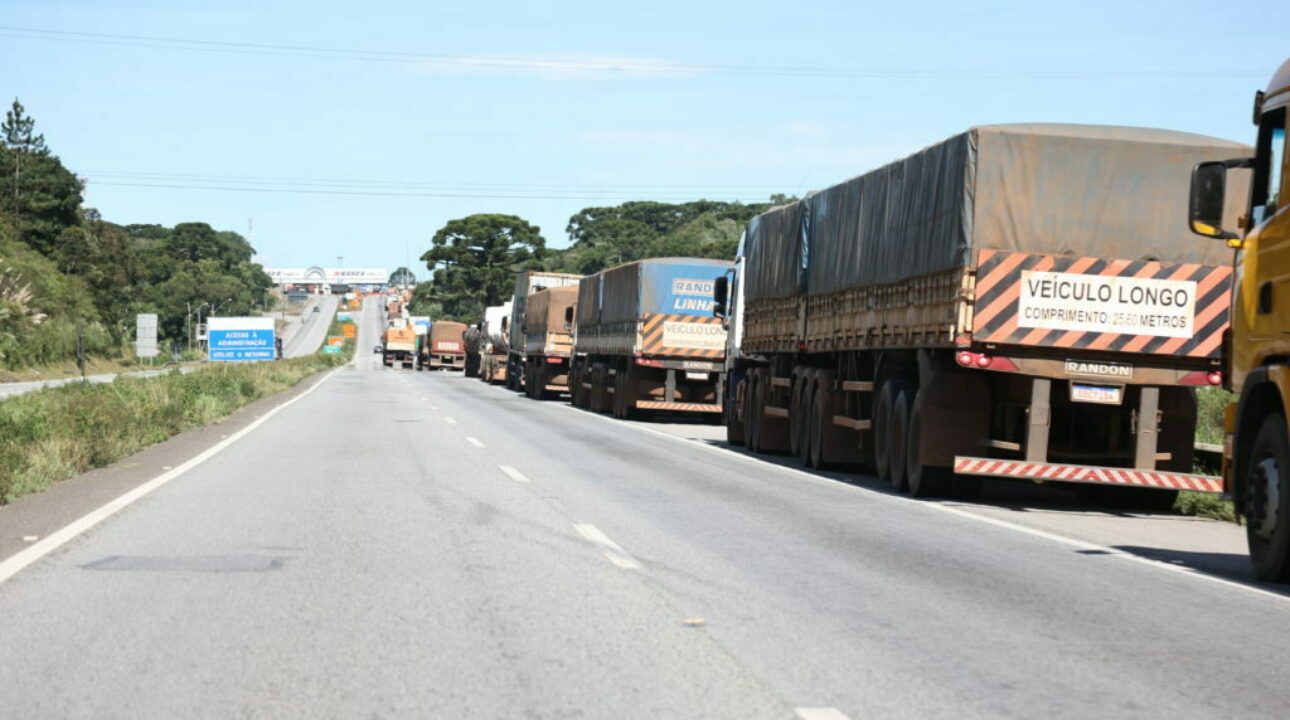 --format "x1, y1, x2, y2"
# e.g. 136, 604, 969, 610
0, 99, 272, 370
